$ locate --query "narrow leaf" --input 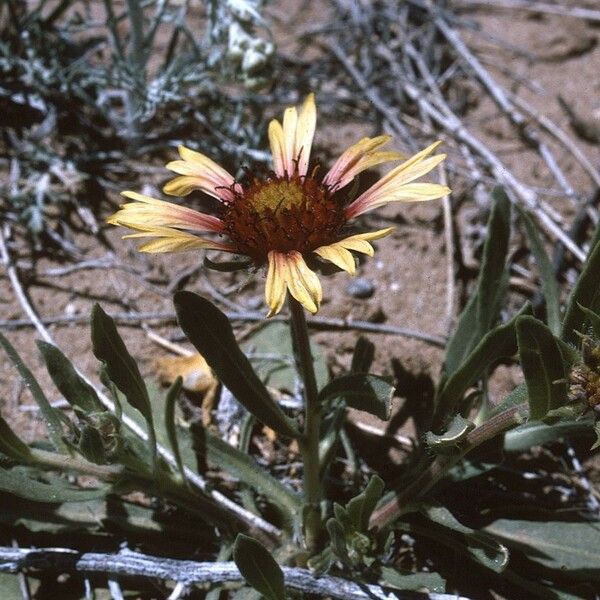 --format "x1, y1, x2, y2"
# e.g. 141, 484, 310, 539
174, 292, 299, 438
444, 187, 511, 375
518, 208, 561, 335
0, 416, 31, 461
346, 475, 385, 532
350, 336, 375, 373
37, 341, 102, 413
196, 427, 301, 517
0, 332, 67, 452
517, 316, 568, 420
164, 376, 186, 484
379, 566, 446, 593
504, 420, 593, 452
233, 534, 285, 600
486, 519, 600, 581
91, 304, 157, 466
562, 223, 600, 344
0, 468, 108, 502
434, 303, 531, 429
421, 503, 509, 573
577, 303, 600, 339
318, 373, 394, 420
